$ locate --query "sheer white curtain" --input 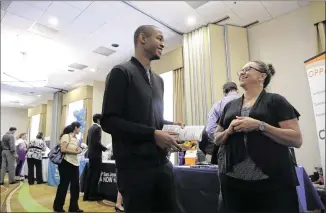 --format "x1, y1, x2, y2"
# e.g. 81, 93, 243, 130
30, 114, 40, 141
183, 26, 213, 125
160, 71, 174, 122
